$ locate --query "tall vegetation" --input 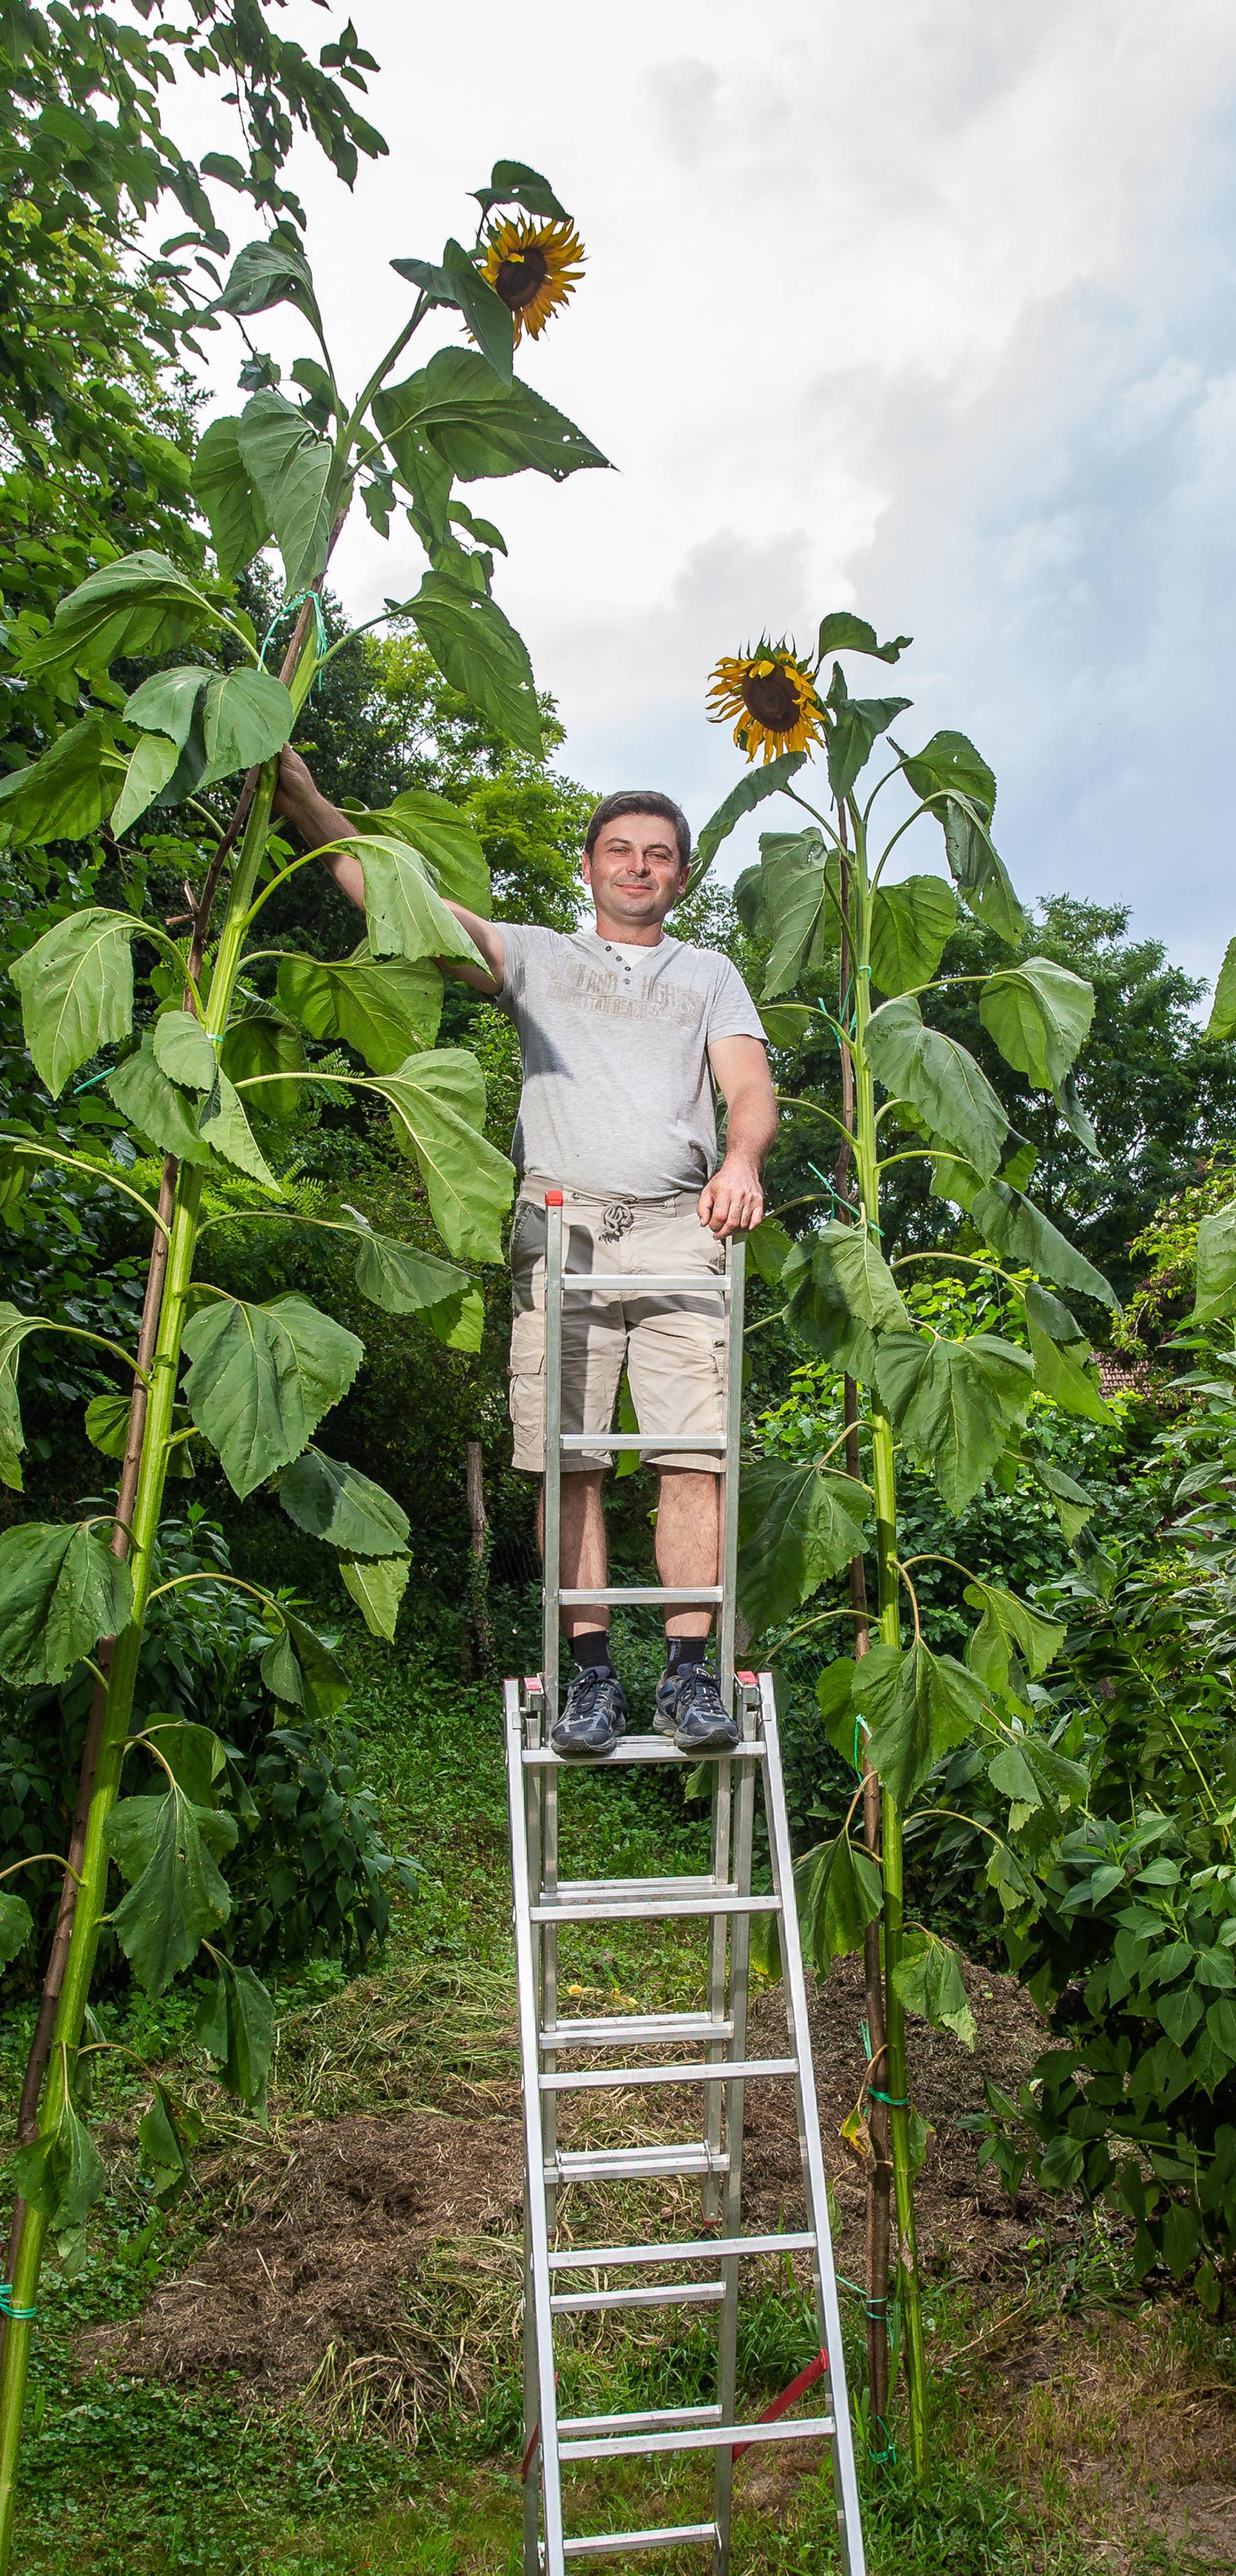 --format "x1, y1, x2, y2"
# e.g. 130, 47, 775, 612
700, 621, 1118, 2470
0, 142, 605, 2557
